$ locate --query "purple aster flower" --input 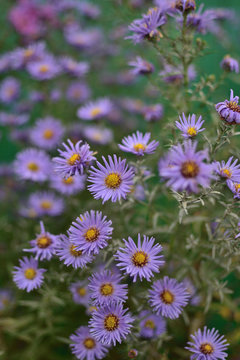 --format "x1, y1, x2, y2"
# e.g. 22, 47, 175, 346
30, 117, 64, 150
119, 131, 159, 156
88, 269, 128, 306
28, 191, 64, 217
60, 57, 89, 77
77, 98, 113, 121
159, 140, 216, 193
13, 256, 46, 292
70, 326, 109, 360
226, 180, 240, 199
70, 281, 91, 305
50, 88, 62, 102
56, 234, 93, 269
23, 221, 58, 261
186, 6, 220, 35
159, 64, 196, 84
68, 211, 113, 255
175, 113, 205, 138
0, 112, 29, 126
50, 173, 86, 195
216, 157, 240, 182
89, 303, 134, 346
115, 234, 164, 282
27, 55, 61, 80
128, 349, 138, 358
182, 278, 201, 306
149, 276, 190, 319
66, 81, 91, 104
0, 54, 11, 73
78, 2, 101, 19
53, 139, 95, 177
215, 89, 240, 124
127, 7, 167, 44
154, 0, 176, 14
83, 126, 113, 145
0, 289, 14, 310
64, 26, 102, 50
10, 42, 46, 69
139, 310, 166, 339
88, 155, 135, 203
14, 148, 51, 182
175, 0, 196, 13
221, 55, 239, 73
142, 104, 164, 122
186, 327, 229, 360
128, 56, 154, 76
0, 77, 20, 103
